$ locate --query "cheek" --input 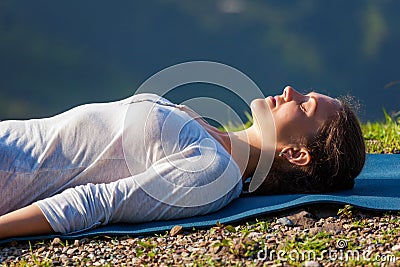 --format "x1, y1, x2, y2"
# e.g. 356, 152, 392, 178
273, 108, 299, 126
273, 110, 305, 136
273, 115, 291, 137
